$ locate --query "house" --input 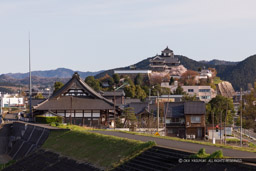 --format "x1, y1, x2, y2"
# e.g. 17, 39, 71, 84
182, 85, 215, 102
199, 69, 212, 78
165, 101, 206, 139
127, 102, 157, 128
149, 47, 180, 72
34, 72, 120, 128
0, 94, 24, 108
100, 90, 125, 105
